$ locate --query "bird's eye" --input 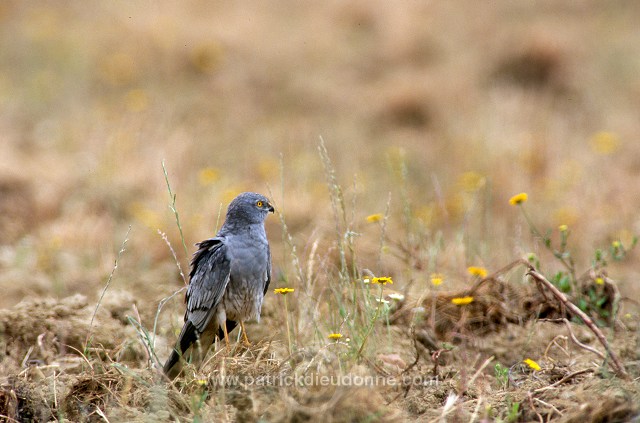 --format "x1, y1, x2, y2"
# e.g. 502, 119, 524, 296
256, 201, 264, 207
